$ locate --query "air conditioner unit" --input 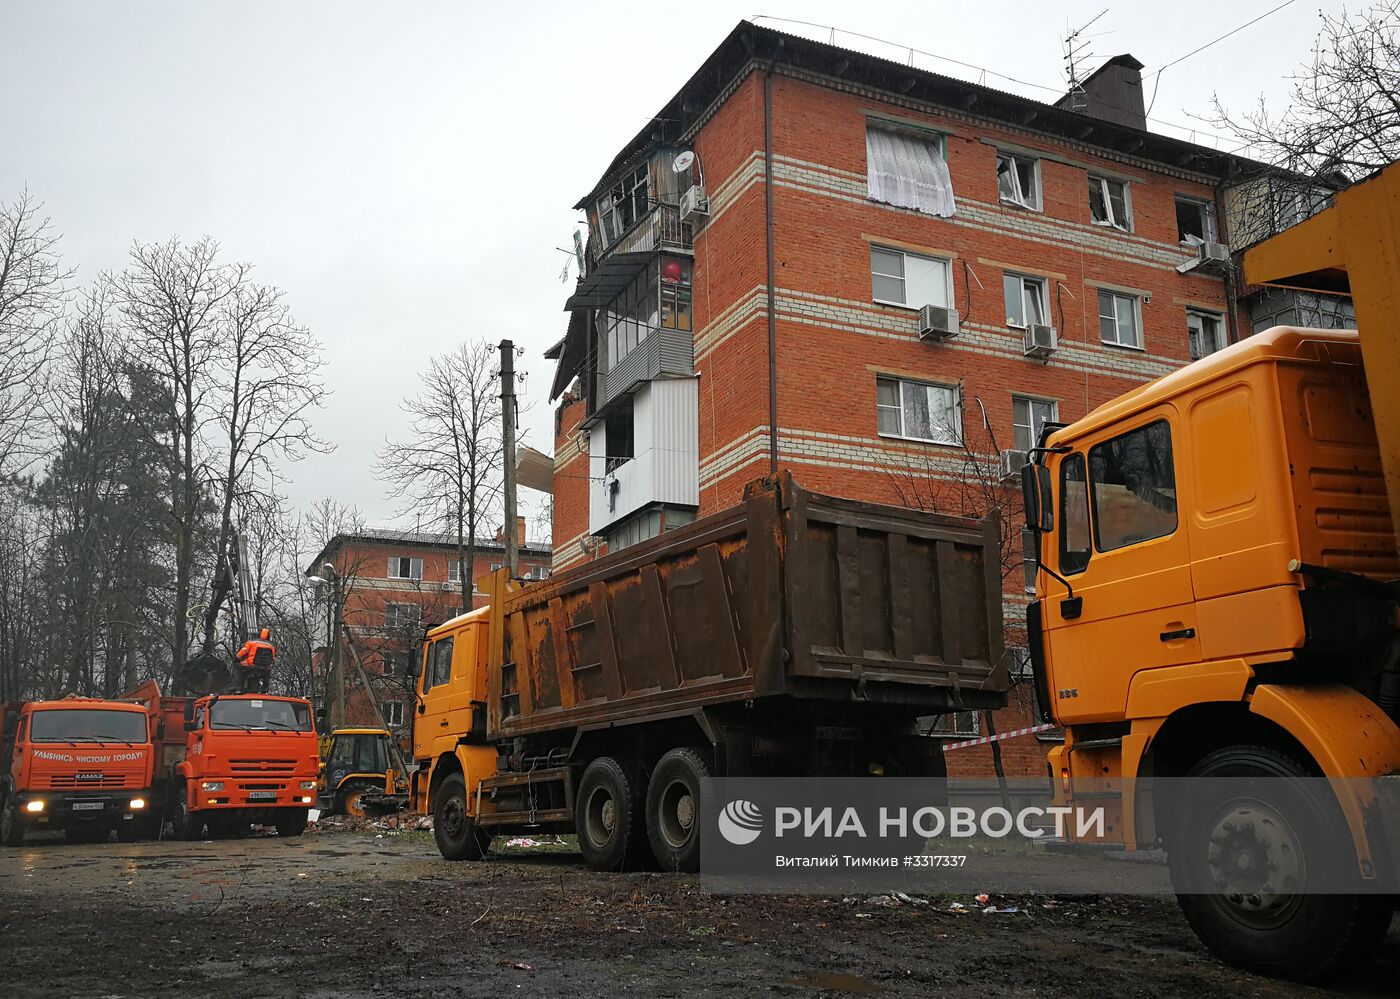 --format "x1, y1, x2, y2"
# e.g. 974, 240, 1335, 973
918, 304, 959, 340
1023, 324, 1058, 359
679, 184, 709, 222
997, 449, 1025, 481
1197, 240, 1231, 266
440, 581, 455, 591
